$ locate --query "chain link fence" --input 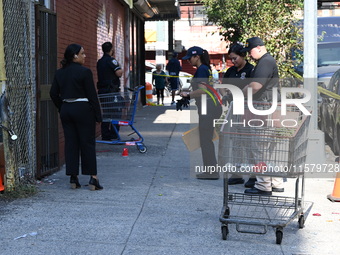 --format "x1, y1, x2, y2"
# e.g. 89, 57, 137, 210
2, 0, 36, 188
